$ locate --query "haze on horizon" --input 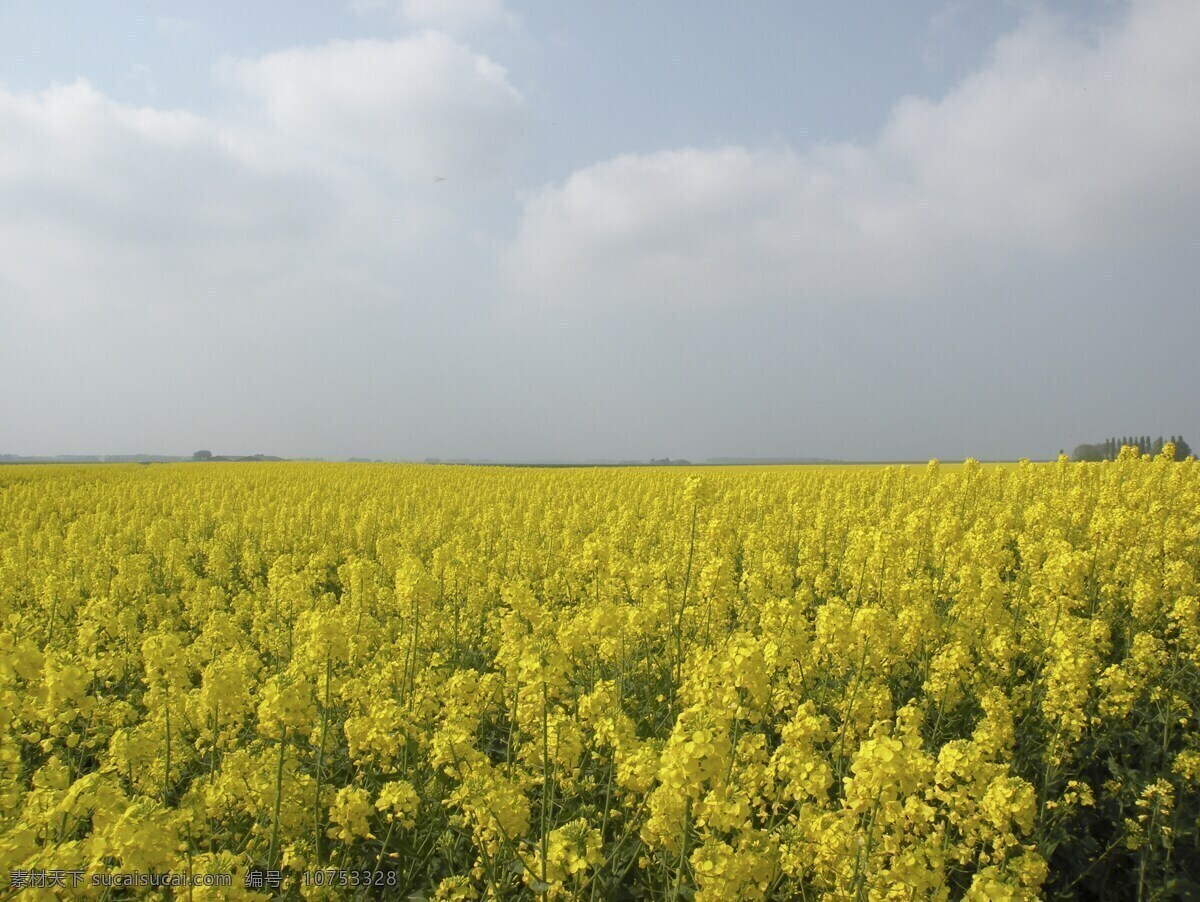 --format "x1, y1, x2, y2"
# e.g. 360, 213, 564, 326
2, 1, 1197, 463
